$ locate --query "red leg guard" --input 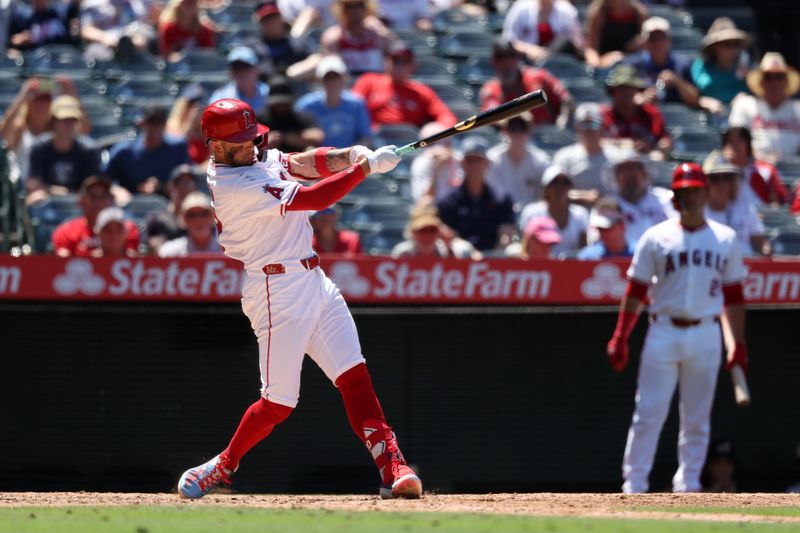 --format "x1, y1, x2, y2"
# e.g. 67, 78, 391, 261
335, 363, 387, 440
221, 398, 292, 470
